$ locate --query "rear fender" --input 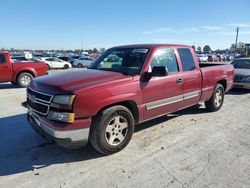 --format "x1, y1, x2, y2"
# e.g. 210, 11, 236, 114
14, 67, 37, 81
